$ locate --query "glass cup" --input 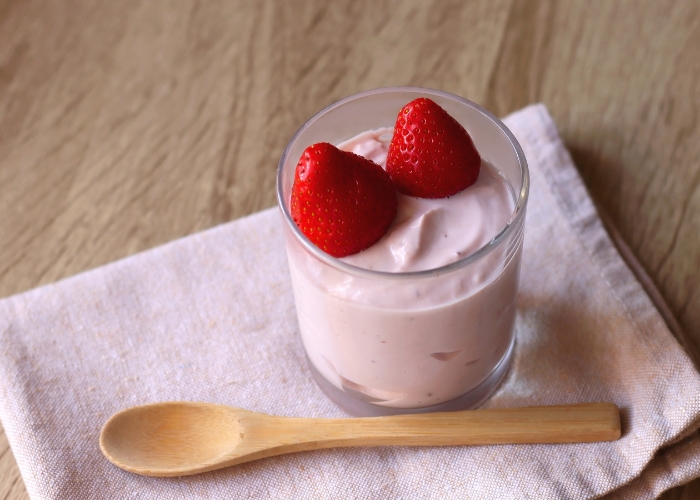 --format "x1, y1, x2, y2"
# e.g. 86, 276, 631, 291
277, 87, 529, 416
